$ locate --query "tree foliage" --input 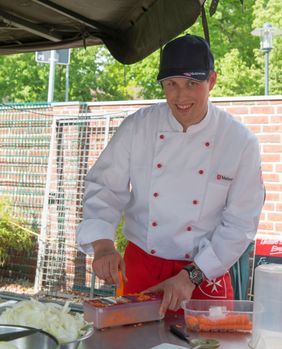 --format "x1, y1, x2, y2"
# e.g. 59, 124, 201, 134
115, 216, 127, 256
0, 0, 281, 102
0, 198, 35, 265
251, 0, 282, 95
